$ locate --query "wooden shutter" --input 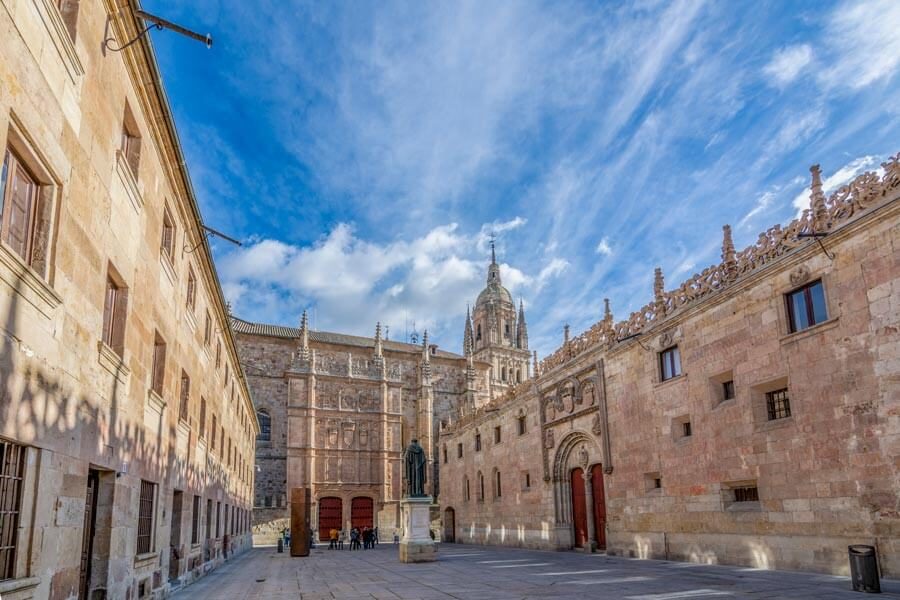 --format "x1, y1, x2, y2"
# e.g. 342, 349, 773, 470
152, 339, 166, 394
5, 158, 36, 260
112, 286, 128, 355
